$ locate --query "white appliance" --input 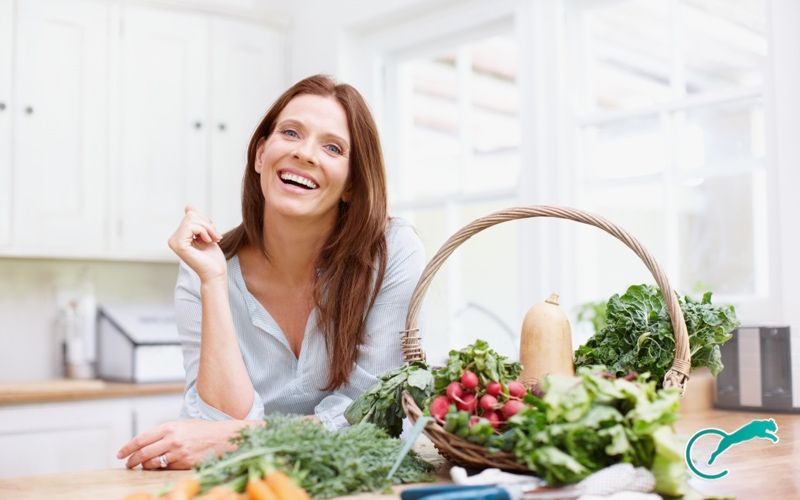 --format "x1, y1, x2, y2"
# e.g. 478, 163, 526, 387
96, 305, 184, 383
